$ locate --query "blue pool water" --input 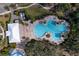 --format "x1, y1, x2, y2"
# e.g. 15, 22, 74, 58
33, 18, 68, 41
